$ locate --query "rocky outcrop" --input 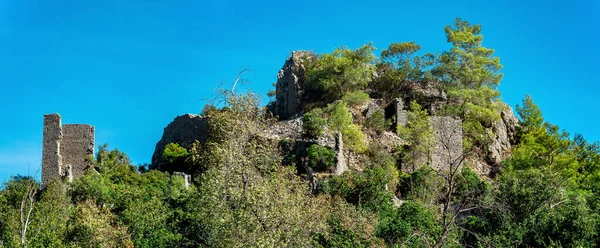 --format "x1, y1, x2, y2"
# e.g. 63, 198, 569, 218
401, 81, 447, 115
487, 104, 519, 165
151, 114, 209, 168
275, 51, 314, 120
